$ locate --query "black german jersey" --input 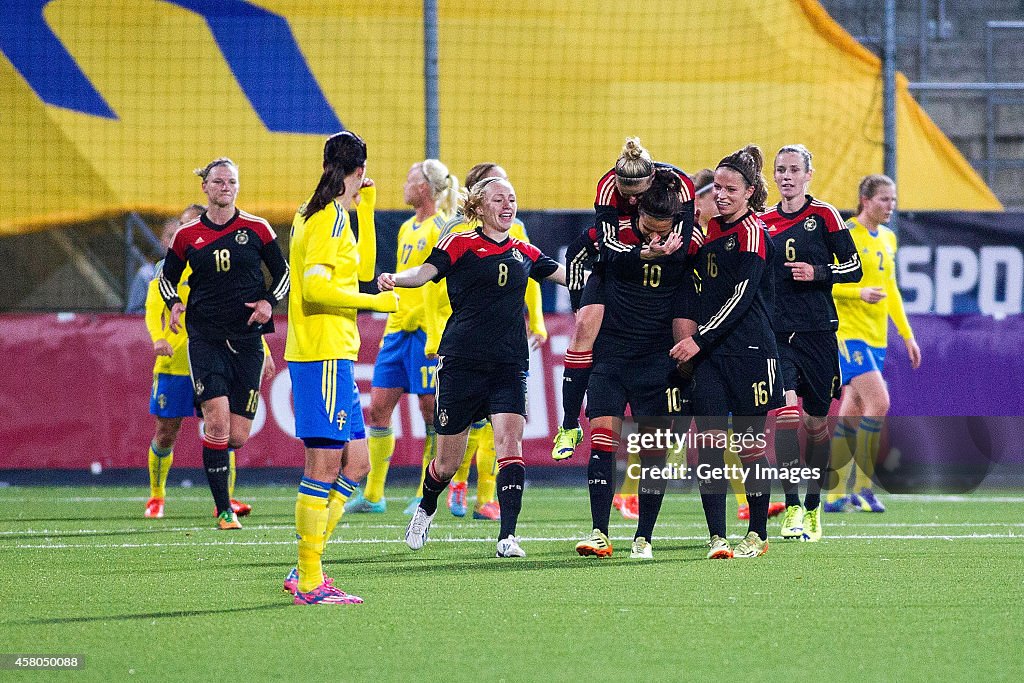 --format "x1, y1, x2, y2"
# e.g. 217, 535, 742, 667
158, 209, 290, 341
692, 212, 777, 359
760, 195, 862, 333
594, 223, 699, 358
426, 228, 558, 369
595, 162, 696, 260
